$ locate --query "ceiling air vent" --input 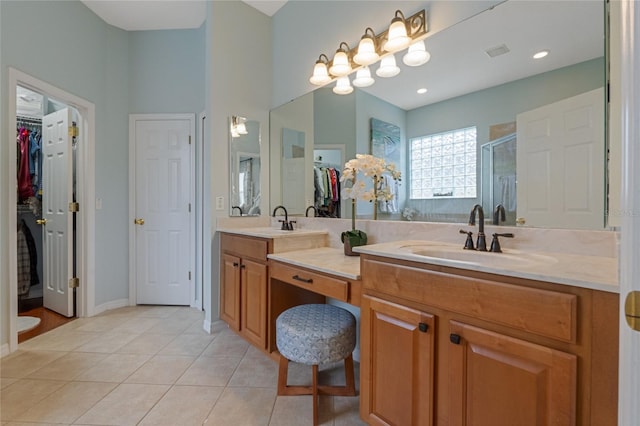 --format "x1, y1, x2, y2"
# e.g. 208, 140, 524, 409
485, 44, 510, 58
